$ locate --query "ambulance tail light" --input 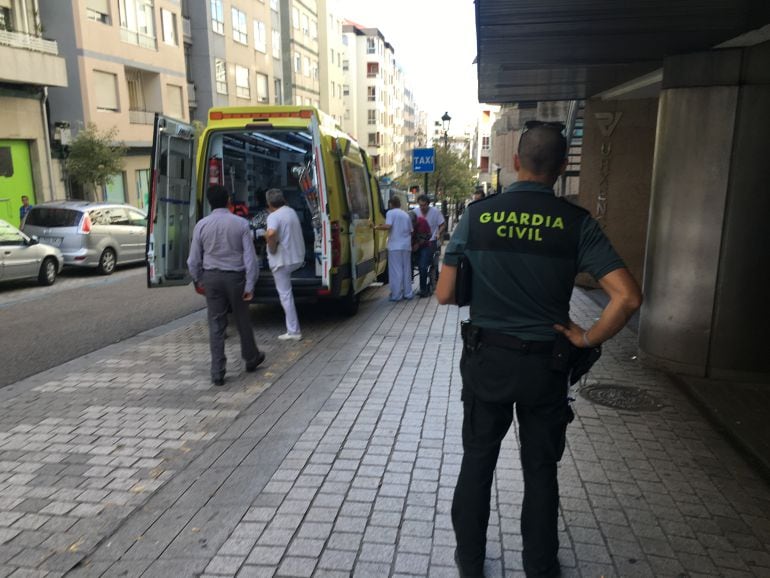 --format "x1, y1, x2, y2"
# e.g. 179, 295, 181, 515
330, 221, 341, 267
79, 213, 92, 234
